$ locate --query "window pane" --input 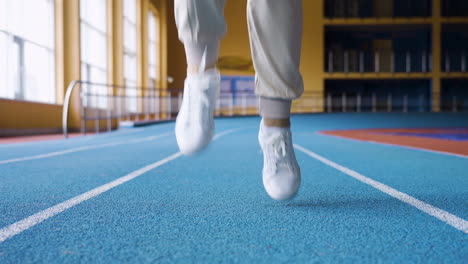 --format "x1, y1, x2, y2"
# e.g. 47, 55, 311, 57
0, 0, 7, 30
81, 0, 107, 108
0, 32, 11, 99
124, 20, 136, 52
81, 0, 106, 32
123, 0, 137, 112
148, 13, 156, 41
23, 0, 51, 47
148, 11, 159, 87
124, 0, 136, 24
24, 43, 55, 103
8, 0, 23, 36
0, 0, 55, 104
